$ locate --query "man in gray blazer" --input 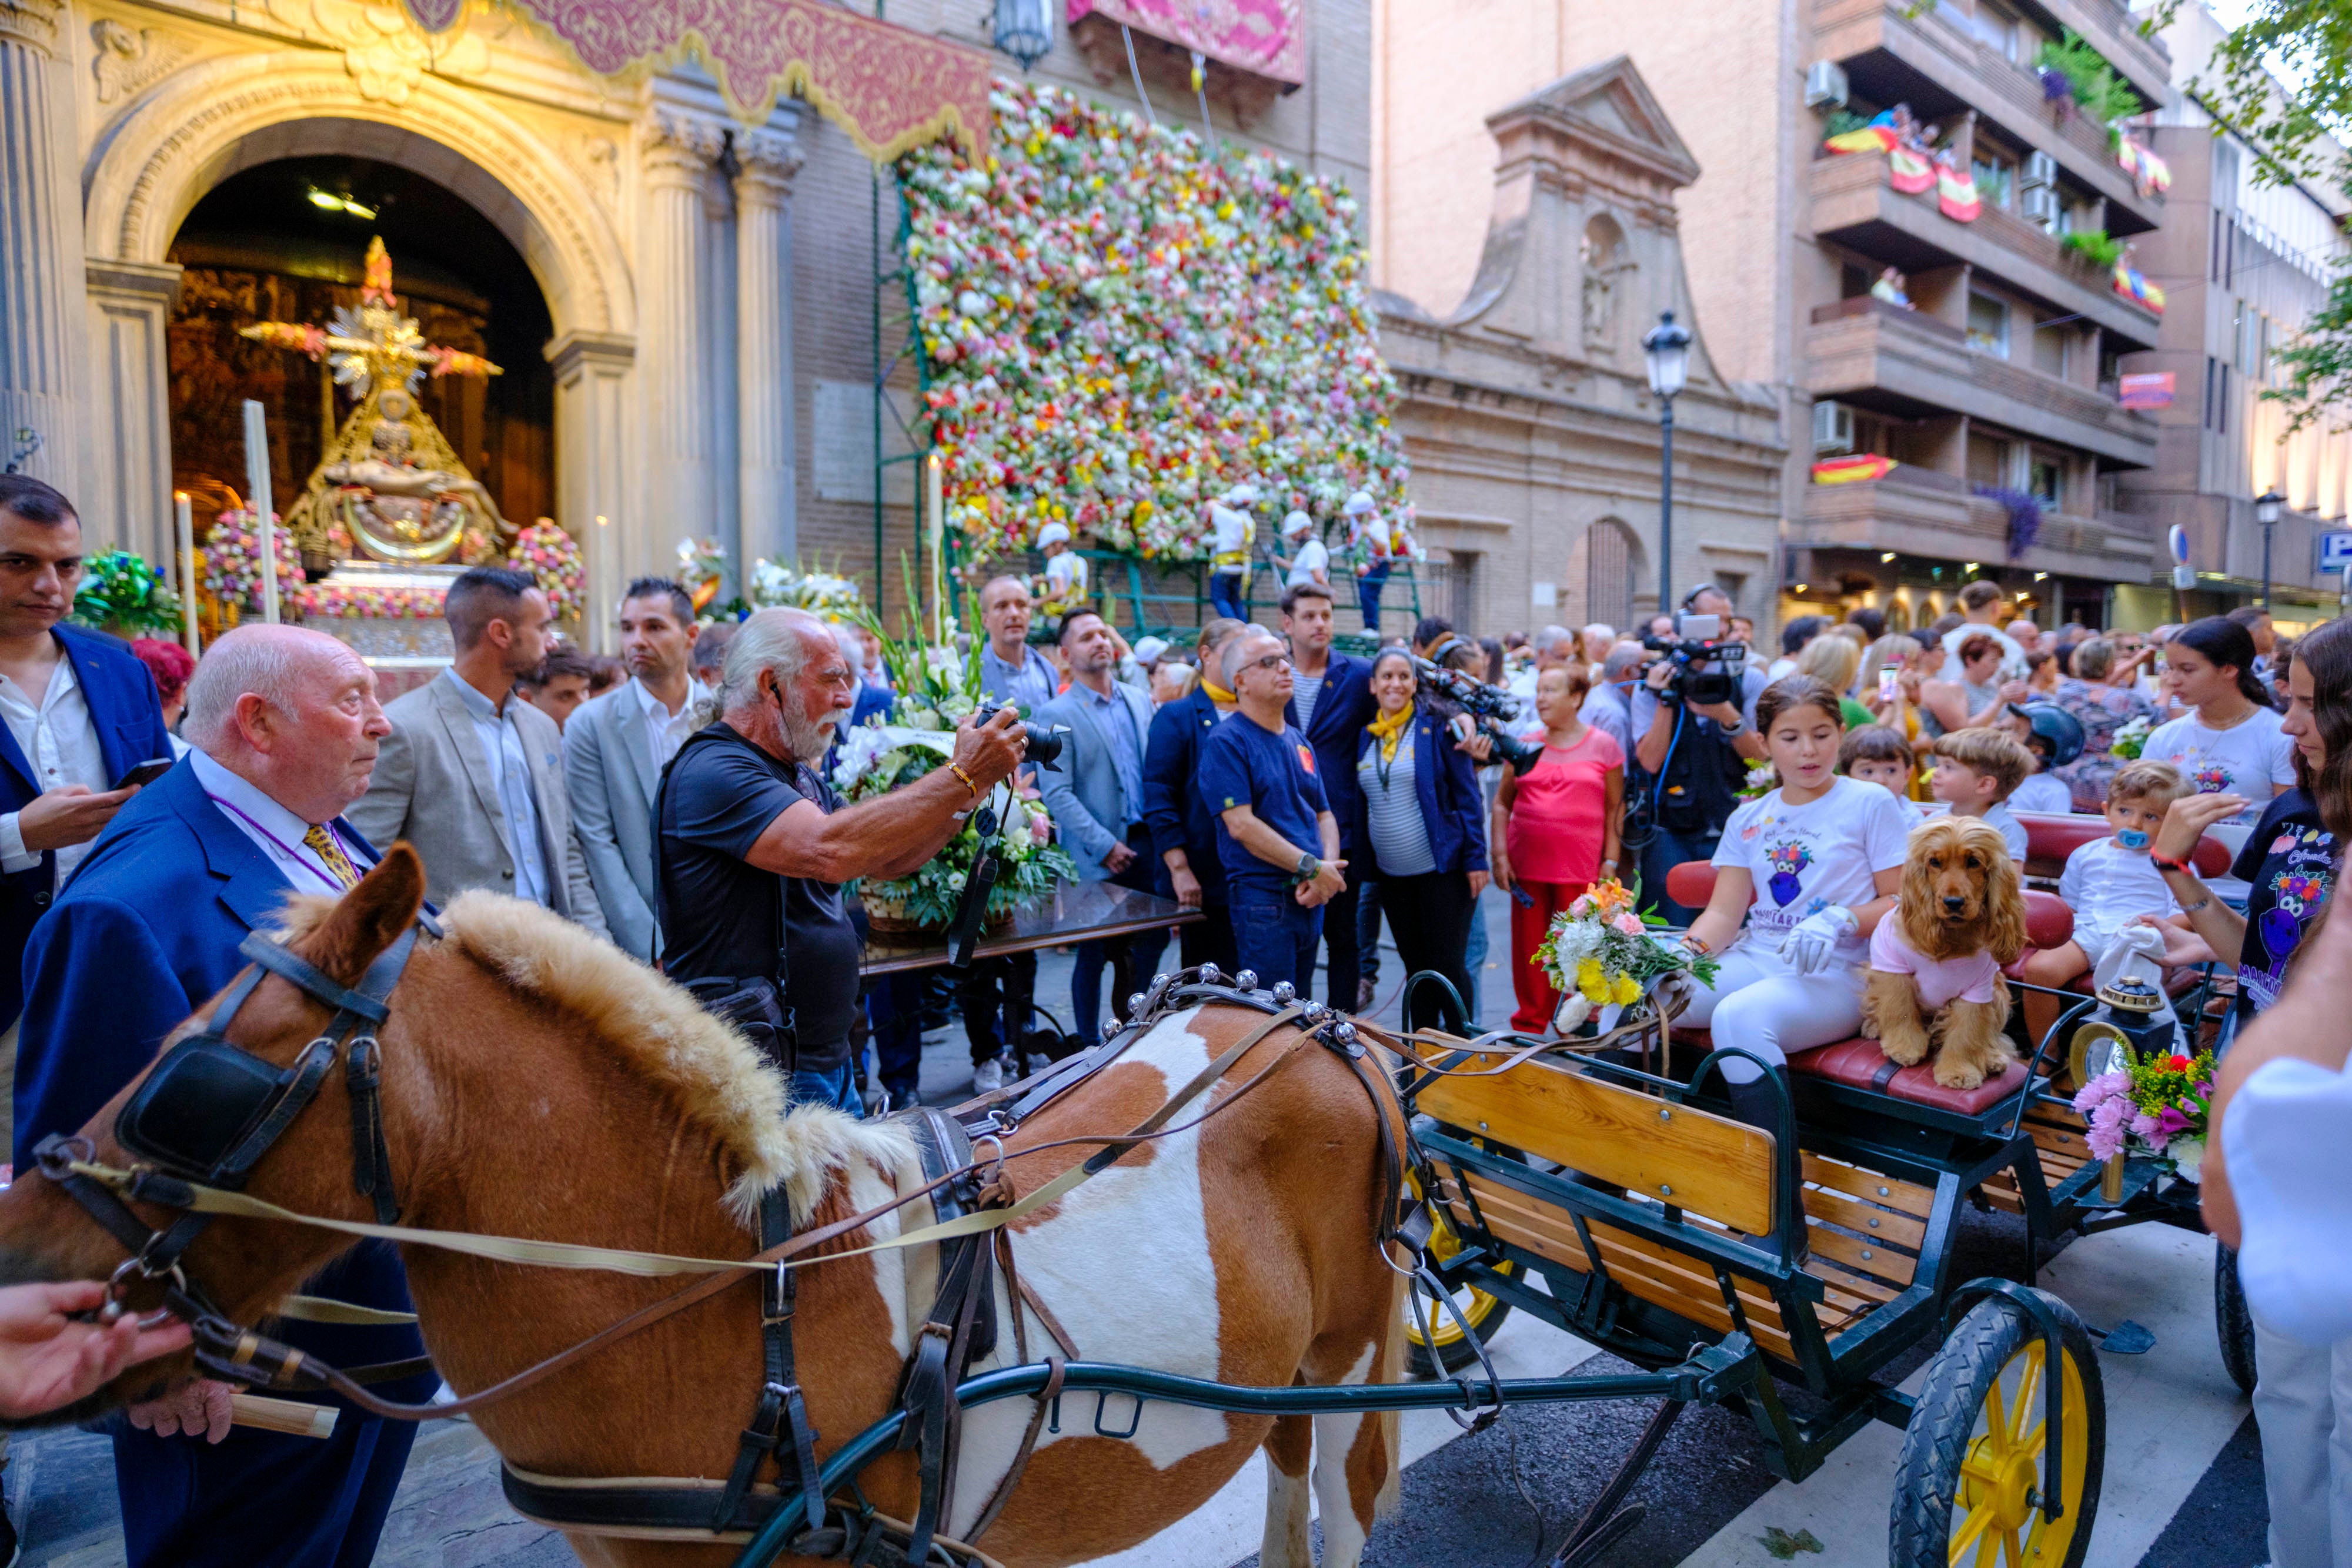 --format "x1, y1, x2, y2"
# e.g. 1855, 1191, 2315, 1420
349, 567, 606, 935
1037, 609, 1165, 1039
562, 578, 707, 959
